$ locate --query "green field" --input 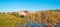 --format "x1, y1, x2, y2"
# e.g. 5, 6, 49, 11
0, 14, 27, 27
